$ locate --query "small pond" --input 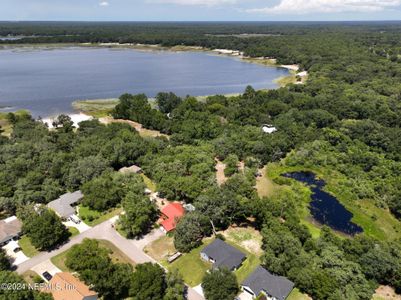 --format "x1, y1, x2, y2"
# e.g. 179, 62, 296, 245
283, 171, 363, 235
